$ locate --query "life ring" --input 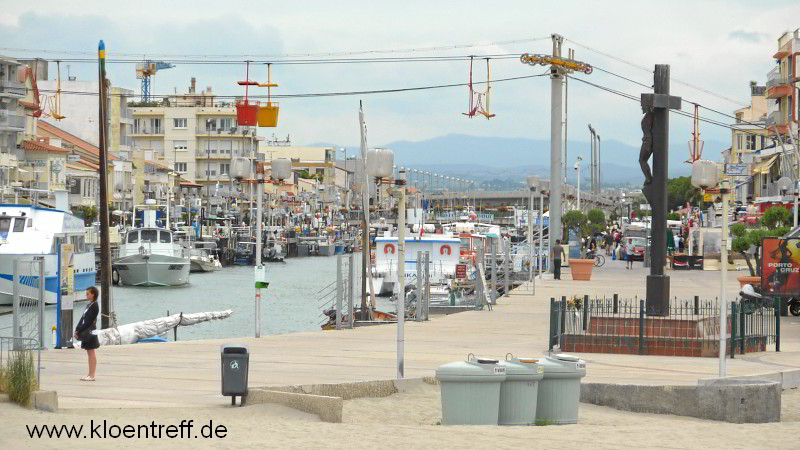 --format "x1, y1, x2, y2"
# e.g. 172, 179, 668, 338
384, 243, 396, 254
440, 245, 452, 256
